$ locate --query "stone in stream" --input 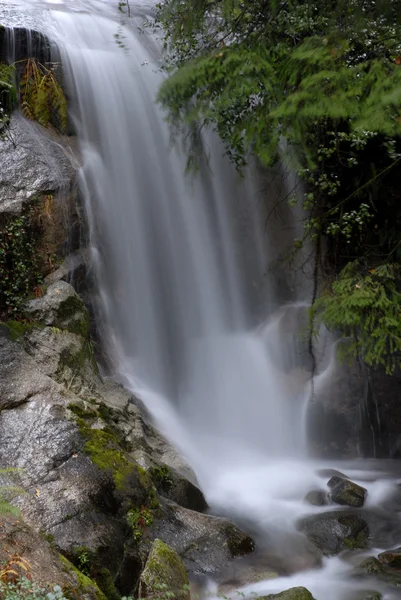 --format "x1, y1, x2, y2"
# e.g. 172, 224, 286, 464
355, 557, 384, 575
327, 476, 367, 508
377, 547, 401, 569
298, 511, 369, 555
304, 489, 328, 506
261, 587, 315, 600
